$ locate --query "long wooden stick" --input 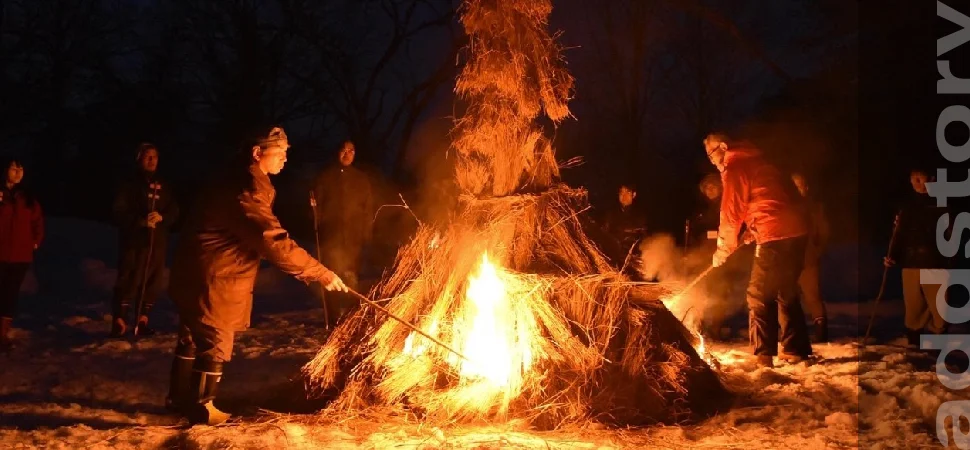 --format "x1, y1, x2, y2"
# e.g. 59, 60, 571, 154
345, 287, 472, 364
309, 190, 330, 329
862, 212, 902, 347
671, 242, 750, 301
133, 182, 160, 337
